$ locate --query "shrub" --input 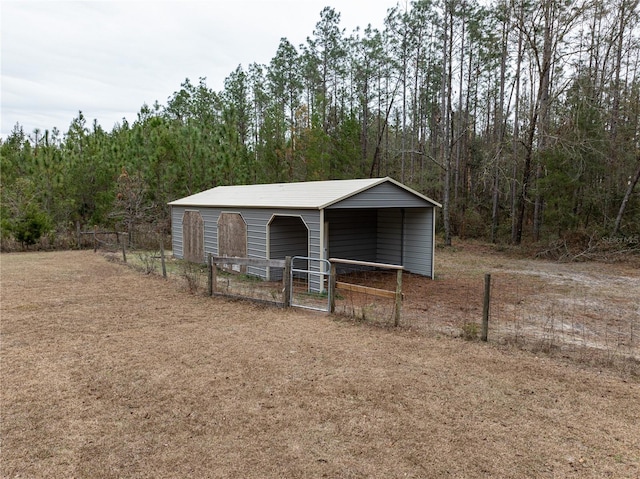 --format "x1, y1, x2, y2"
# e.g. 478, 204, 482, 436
9, 207, 52, 249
